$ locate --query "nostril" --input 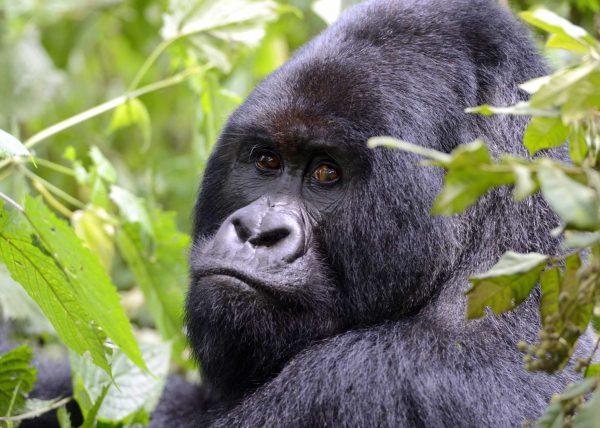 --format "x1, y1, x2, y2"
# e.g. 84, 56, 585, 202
232, 218, 252, 242
248, 228, 290, 247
